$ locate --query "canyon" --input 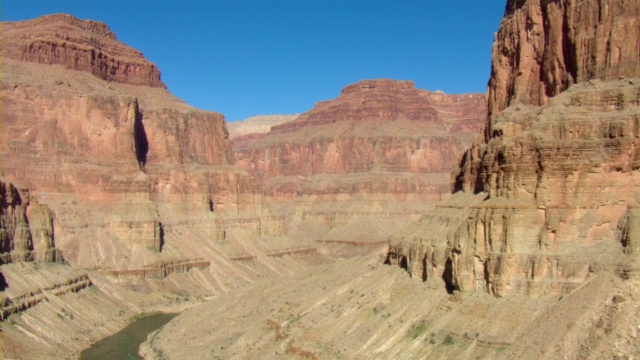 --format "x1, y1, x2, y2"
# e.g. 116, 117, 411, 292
1, 0, 640, 358
0, 13, 486, 359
